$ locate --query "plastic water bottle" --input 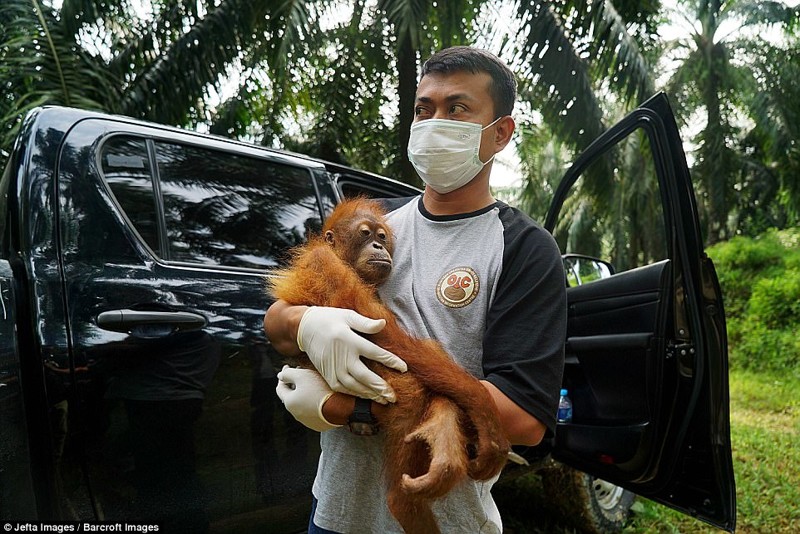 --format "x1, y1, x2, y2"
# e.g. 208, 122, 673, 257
557, 389, 573, 423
